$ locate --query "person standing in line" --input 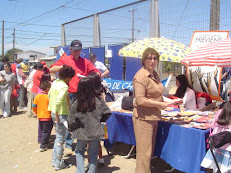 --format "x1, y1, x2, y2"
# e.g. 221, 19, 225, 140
0, 57, 9, 71
31, 63, 44, 97
67, 77, 111, 173
133, 48, 168, 173
24, 64, 37, 117
48, 65, 75, 171
88, 52, 109, 79
11, 59, 21, 75
49, 40, 100, 154
20, 57, 30, 76
32, 81, 53, 152
16, 64, 27, 109
0, 62, 15, 118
